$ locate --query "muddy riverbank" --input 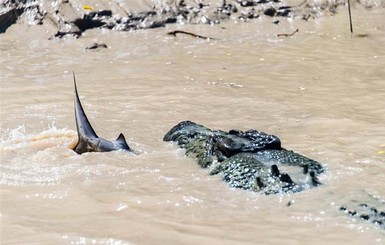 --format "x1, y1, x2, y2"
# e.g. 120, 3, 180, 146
2, 0, 383, 39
